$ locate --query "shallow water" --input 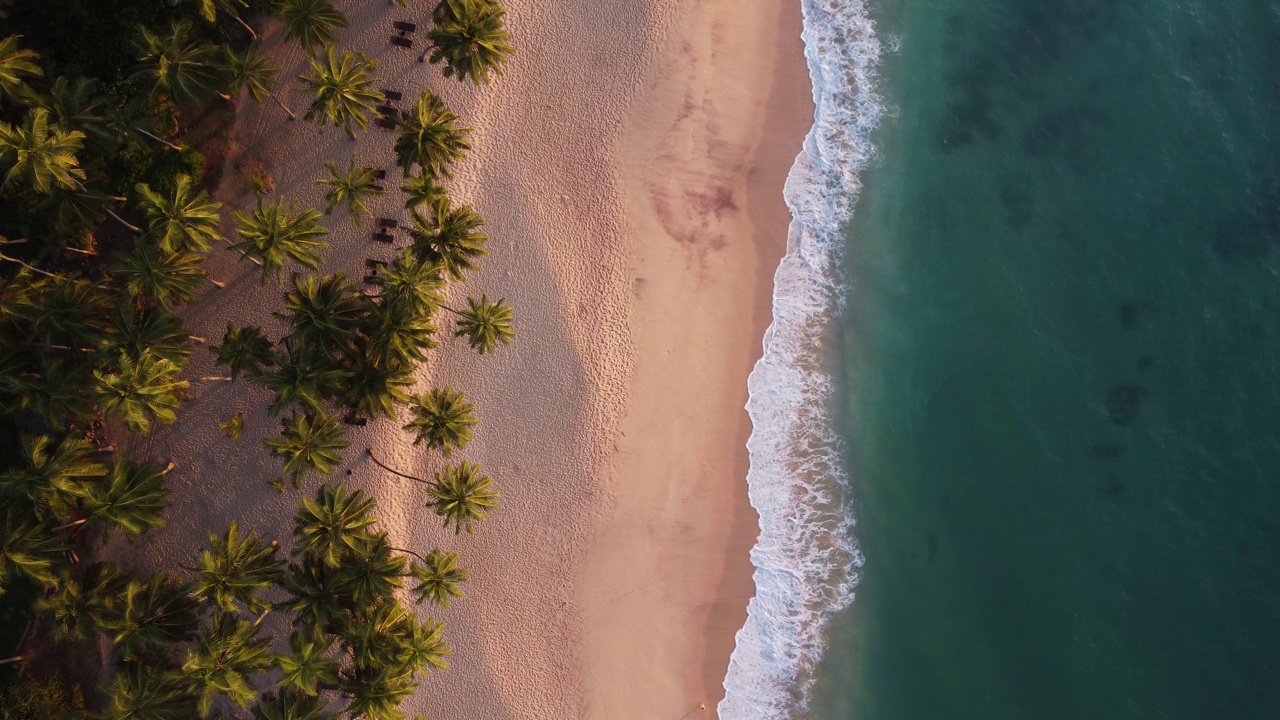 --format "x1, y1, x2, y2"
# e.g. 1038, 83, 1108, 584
805, 0, 1280, 717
